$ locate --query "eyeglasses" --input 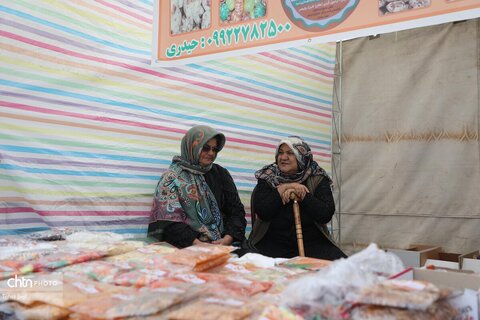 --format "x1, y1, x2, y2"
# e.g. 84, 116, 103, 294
201, 145, 219, 153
